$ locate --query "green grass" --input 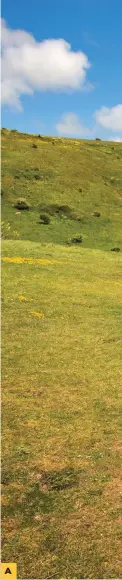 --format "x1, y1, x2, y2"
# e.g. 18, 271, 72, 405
1, 129, 122, 250
1, 130, 122, 579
